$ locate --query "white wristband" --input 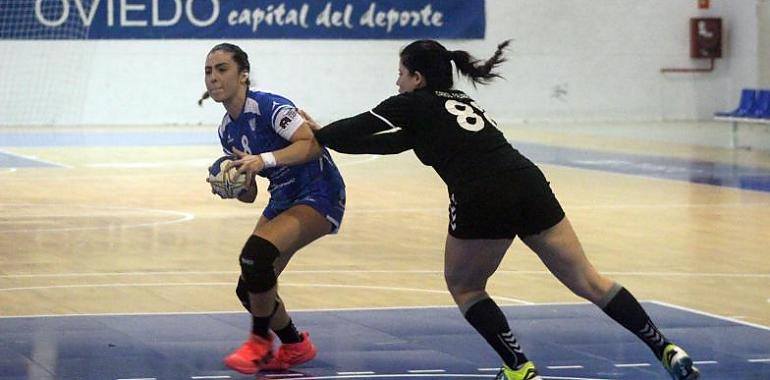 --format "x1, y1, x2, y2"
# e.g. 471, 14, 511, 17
260, 152, 277, 169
